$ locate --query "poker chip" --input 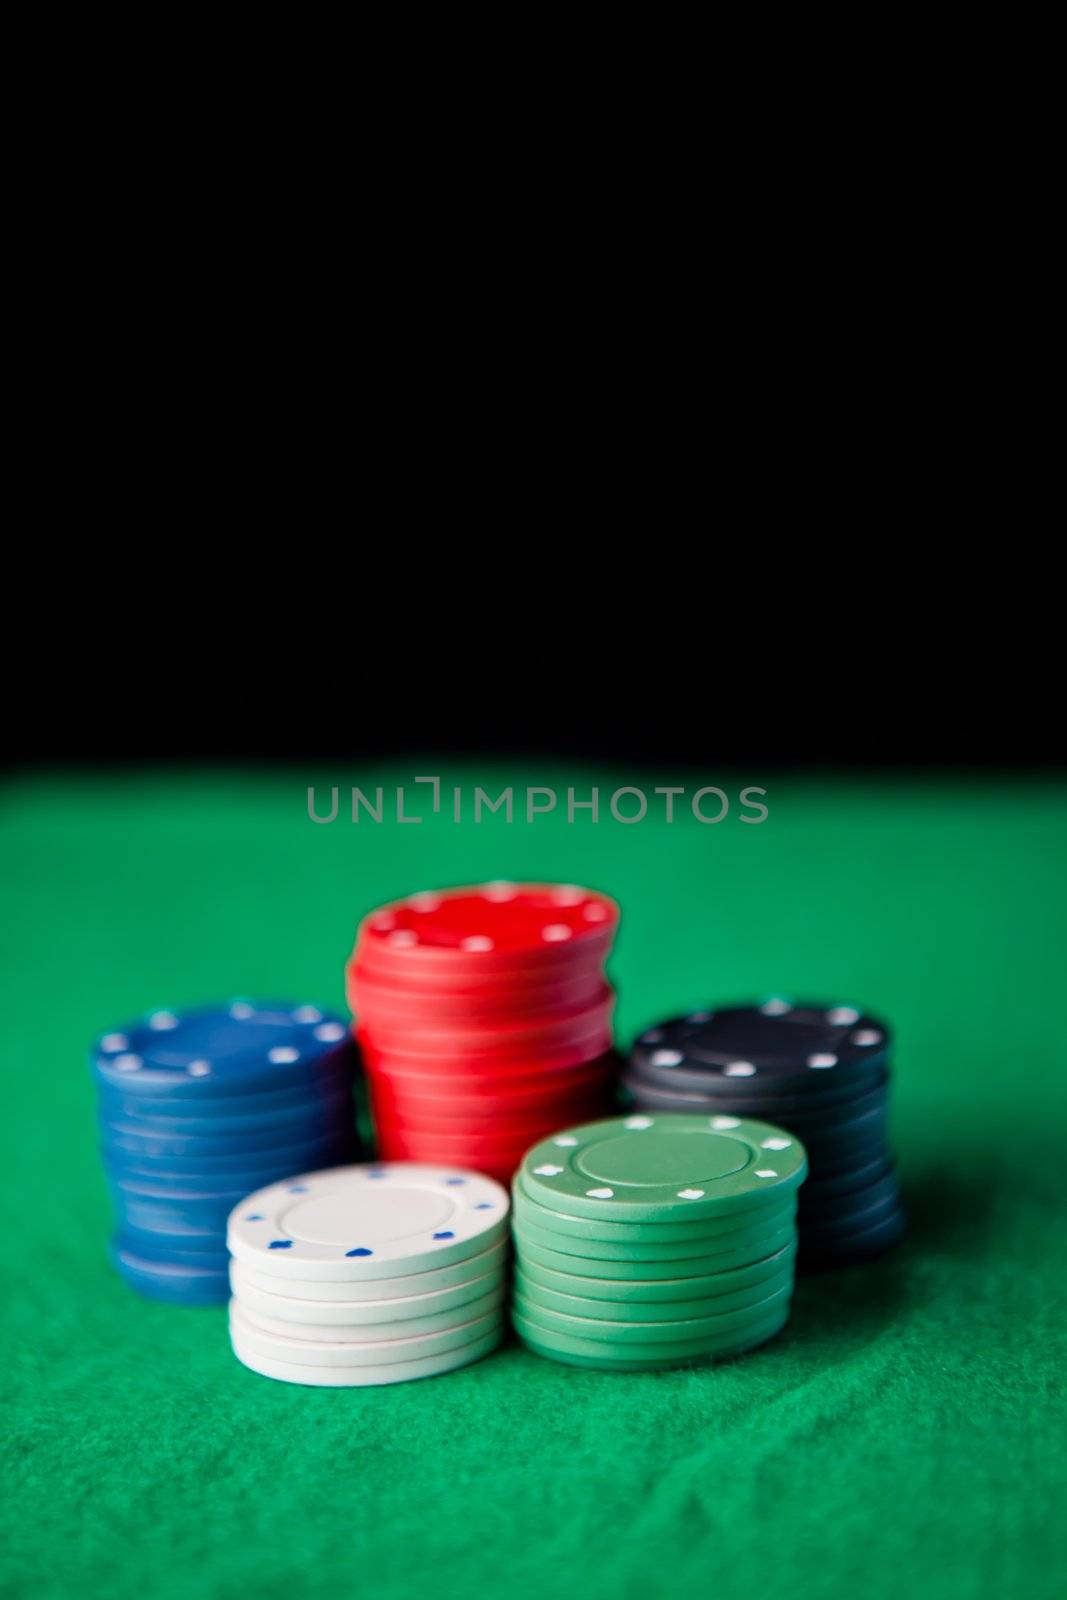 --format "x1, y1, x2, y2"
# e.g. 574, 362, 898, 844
520, 1114, 807, 1222
357, 884, 618, 969
515, 1213, 797, 1267
227, 1163, 509, 1282
101, 1131, 354, 1183
350, 884, 622, 1180
230, 1236, 508, 1302
510, 1113, 803, 1370
625, 1002, 904, 1265
90, 1002, 360, 1304
512, 1304, 792, 1373
229, 1263, 504, 1327
110, 1244, 231, 1305
226, 1162, 510, 1386
514, 1278, 792, 1346
514, 1263, 794, 1322
115, 1227, 230, 1268
230, 1327, 504, 1388
236, 1284, 506, 1344
516, 1239, 797, 1303
92, 1002, 355, 1098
